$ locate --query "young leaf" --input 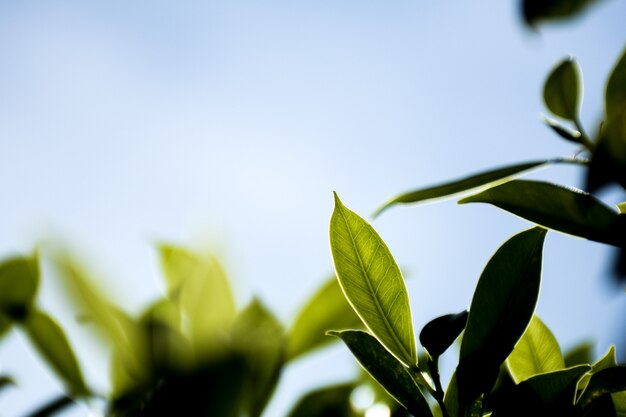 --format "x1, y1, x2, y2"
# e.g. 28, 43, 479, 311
374, 160, 554, 216
22, 310, 89, 396
231, 299, 285, 417
330, 193, 417, 367
419, 310, 468, 359
329, 330, 433, 417
544, 118, 583, 144
506, 315, 564, 383
459, 180, 623, 247
543, 58, 582, 121
159, 245, 236, 357
287, 276, 362, 361
457, 227, 546, 407
0, 254, 39, 319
